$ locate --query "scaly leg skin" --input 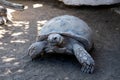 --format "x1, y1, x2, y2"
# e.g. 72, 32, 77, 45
73, 44, 95, 74
28, 41, 47, 59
